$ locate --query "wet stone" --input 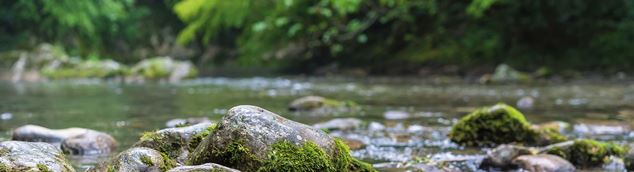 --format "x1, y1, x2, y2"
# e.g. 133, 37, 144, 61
188, 105, 375, 172
0, 141, 75, 172
133, 122, 214, 163
313, 118, 363, 131
12, 125, 117, 155
165, 117, 212, 128
512, 154, 575, 172
89, 147, 175, 172
480, 144, 537, 170
166, 163, 240, 172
